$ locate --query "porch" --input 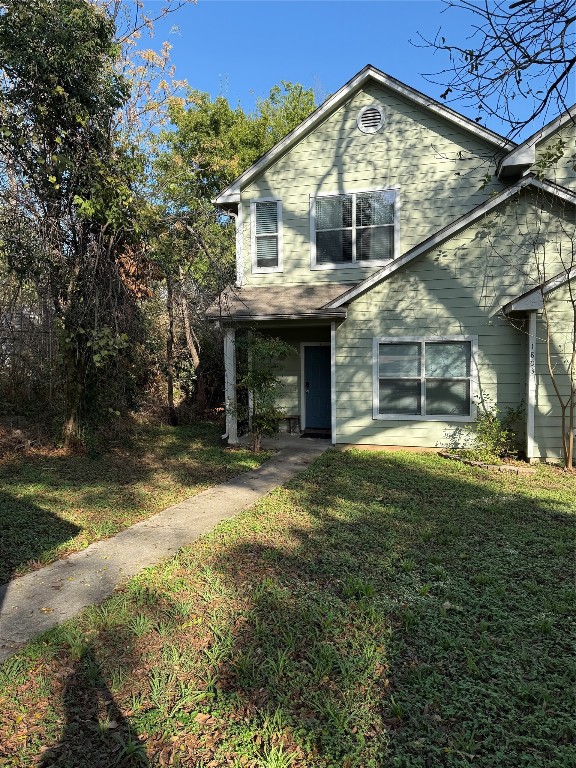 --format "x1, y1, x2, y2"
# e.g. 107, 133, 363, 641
223, 323, 338, 445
